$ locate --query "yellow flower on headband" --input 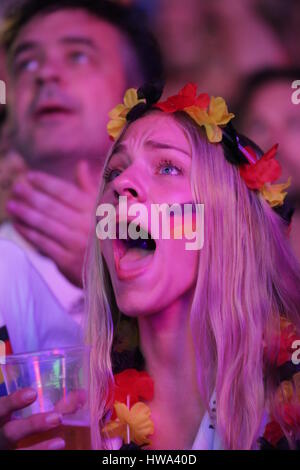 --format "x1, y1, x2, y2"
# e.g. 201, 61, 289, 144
107, 88, 146, 141
185, 96, 235, 143
260, 178, 292, 208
